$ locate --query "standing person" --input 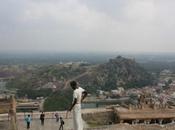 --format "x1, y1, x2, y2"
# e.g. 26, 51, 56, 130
40, 112, 45, 126
55, 112, 59, 122
67, 81, 87, 130
25, 114, 31, 129
59, 117, 64, 130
